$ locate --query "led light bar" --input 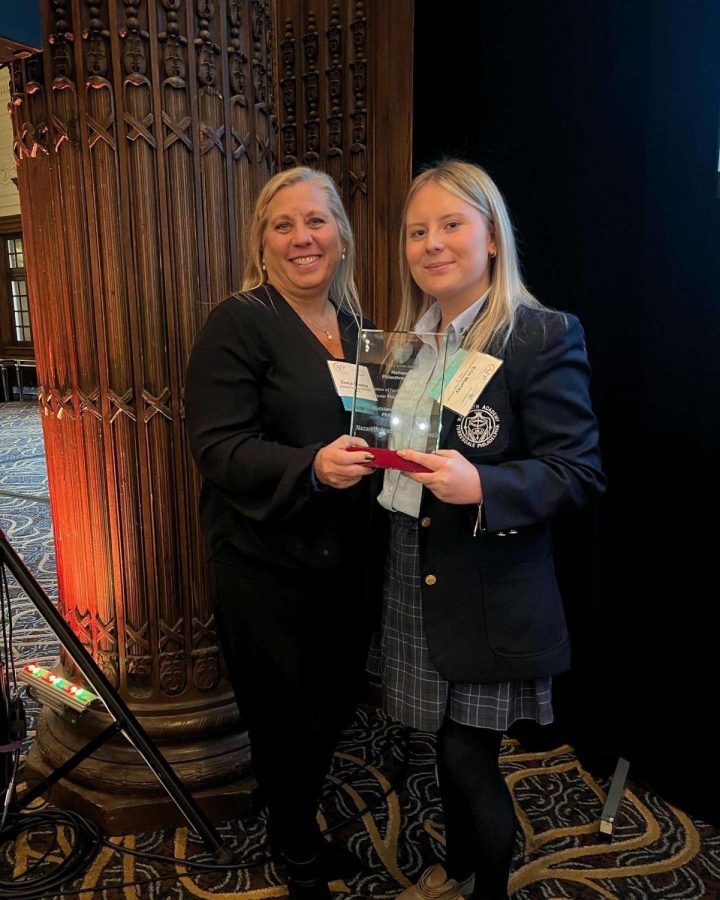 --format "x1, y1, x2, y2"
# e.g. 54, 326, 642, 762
18, 663, 101, 714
